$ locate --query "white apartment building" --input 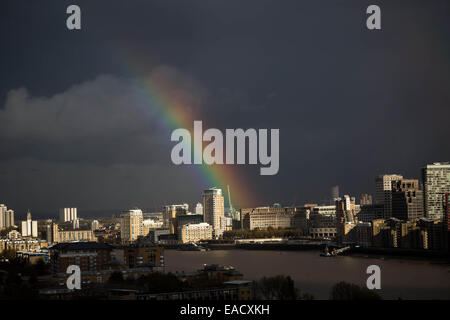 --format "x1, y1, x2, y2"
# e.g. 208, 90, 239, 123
59, 207, 78, 222
21, 211, 38, 238
179, 222, 213, 243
